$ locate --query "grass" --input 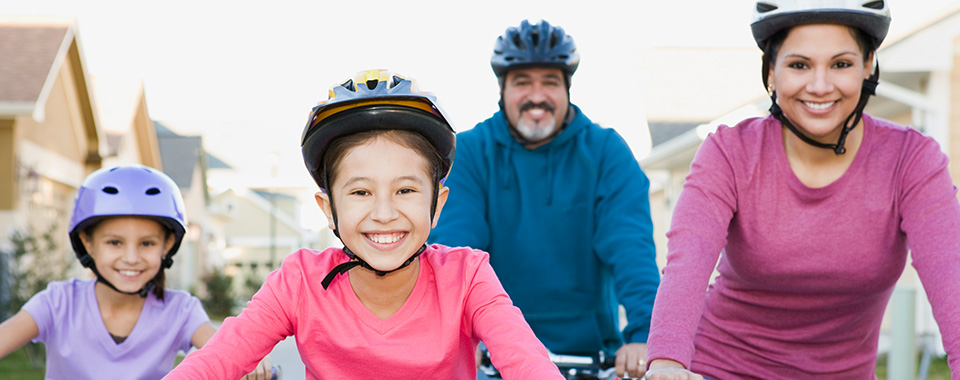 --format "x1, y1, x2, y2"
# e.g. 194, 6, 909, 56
876, 353, 952, 380
0, 346, 45, 380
